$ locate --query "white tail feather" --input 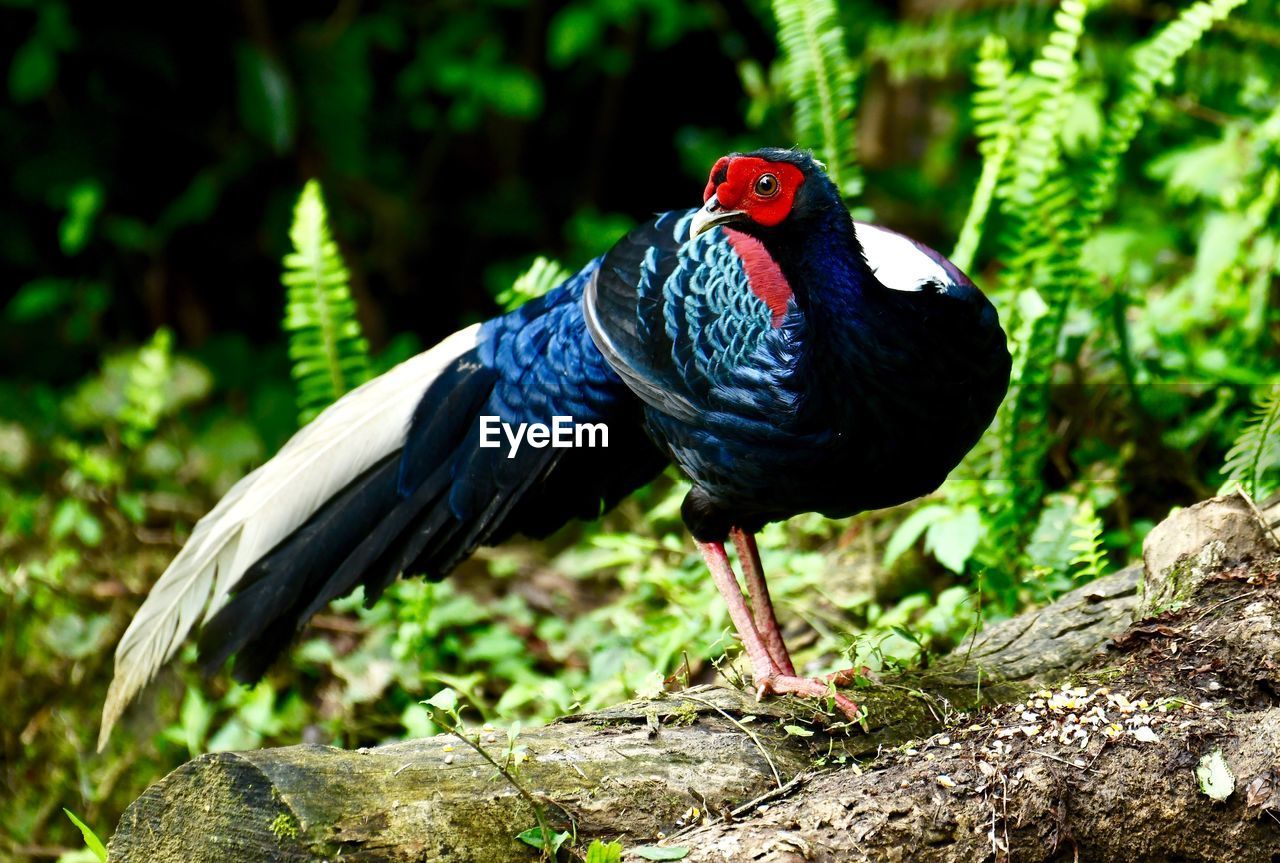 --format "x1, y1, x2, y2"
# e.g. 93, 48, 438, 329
99, 324, 481, 749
